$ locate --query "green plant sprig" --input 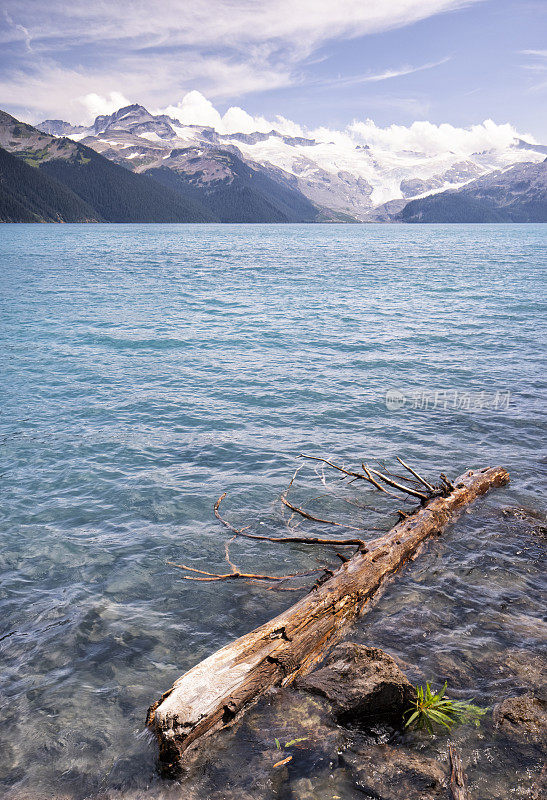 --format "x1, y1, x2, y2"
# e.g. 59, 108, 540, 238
274, 736, 308, 750
404, 682, 487, 734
